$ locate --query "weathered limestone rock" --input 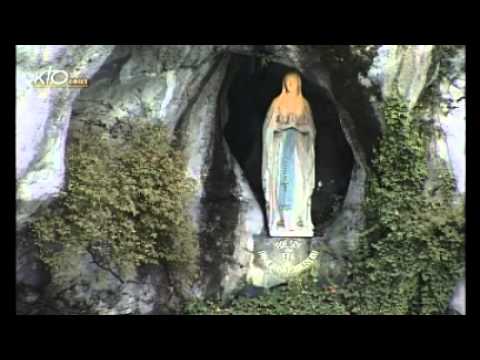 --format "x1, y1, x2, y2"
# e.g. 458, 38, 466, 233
16, 45, 115, 313
448, 278, 465, 315
221, 144, 263, 296
177, 56, 229, 227
326, 163, 366, 254
368, 45, 435, 110
435, 47, 466, 313
71, 46, 226, 135
437, 49, 465, 194
16, 45, 114, 229
43, 251, 177, 315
